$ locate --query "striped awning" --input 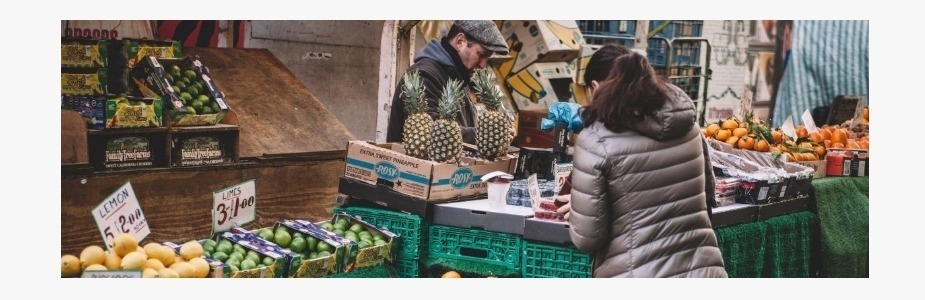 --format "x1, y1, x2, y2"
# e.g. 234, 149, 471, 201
773, 20, 869, 127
